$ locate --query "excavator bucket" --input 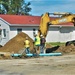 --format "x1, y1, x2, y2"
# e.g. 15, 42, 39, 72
39, 12, 50, 37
